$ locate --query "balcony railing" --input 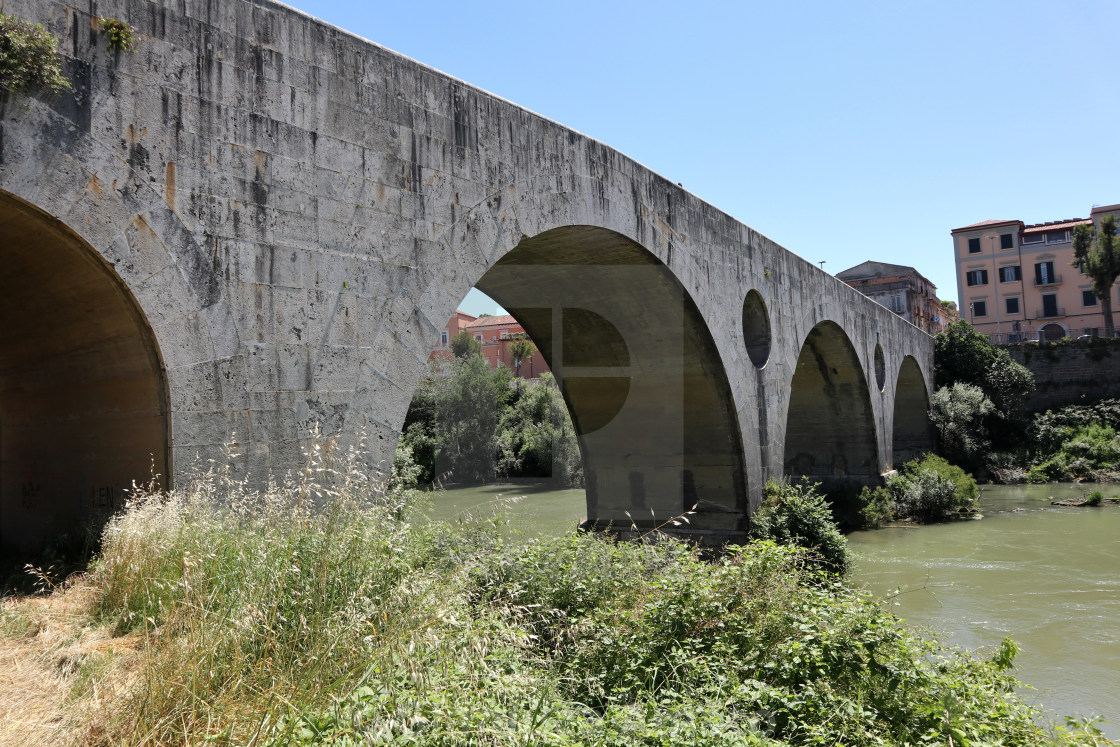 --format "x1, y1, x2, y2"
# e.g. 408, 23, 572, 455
1034, 274, 1062, 287
1036, 306, 1066, 319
